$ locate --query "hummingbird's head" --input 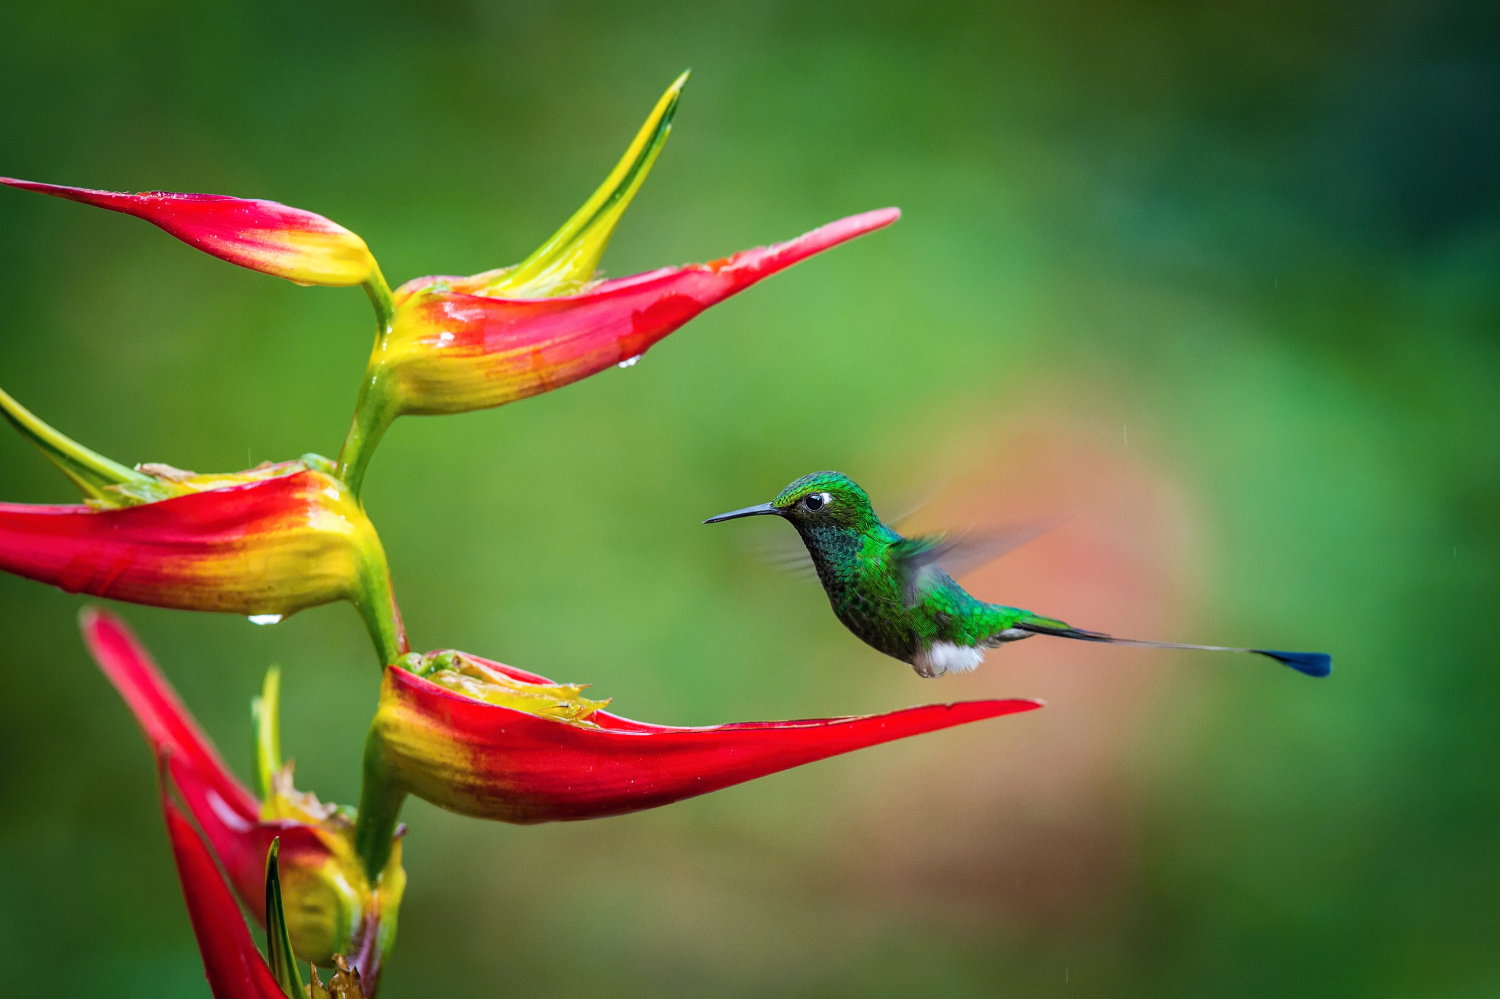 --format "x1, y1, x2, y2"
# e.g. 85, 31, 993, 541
703, 471, 882, 534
